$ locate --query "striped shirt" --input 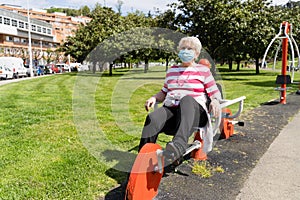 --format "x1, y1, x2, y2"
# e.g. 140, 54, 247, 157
162, 64, 221, 107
